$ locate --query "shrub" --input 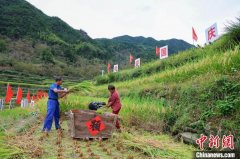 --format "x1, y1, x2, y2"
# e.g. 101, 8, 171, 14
41, 48, 54, 64
0, 39, 7, 52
